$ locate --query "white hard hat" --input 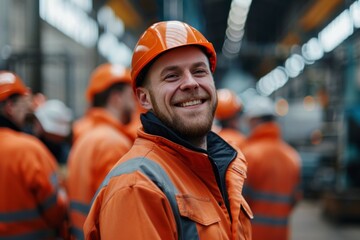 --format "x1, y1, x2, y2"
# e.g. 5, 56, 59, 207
34, 99, 73, 137
244, 95, 276, 118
